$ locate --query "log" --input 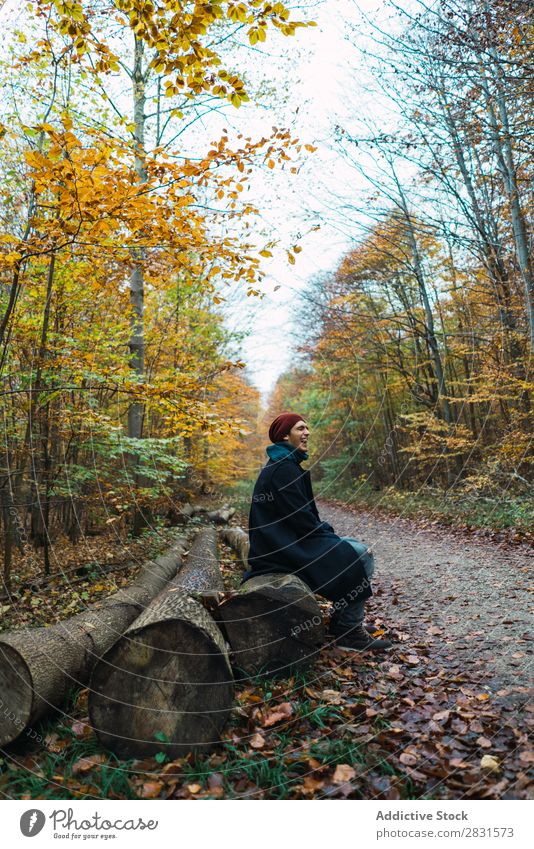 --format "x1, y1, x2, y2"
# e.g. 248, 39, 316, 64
178, 502, 195, 522
206, 506, 236, 524
0, 541, 188, 747
217, 572, 325, 680
88, 527, 233, 759
178, 525, 224, 592
219, 525, 249, 569
170, 502, 235, 526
